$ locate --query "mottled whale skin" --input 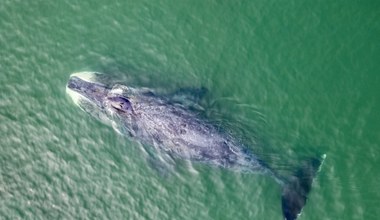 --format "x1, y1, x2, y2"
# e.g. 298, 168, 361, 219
66, 72, 325, 220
